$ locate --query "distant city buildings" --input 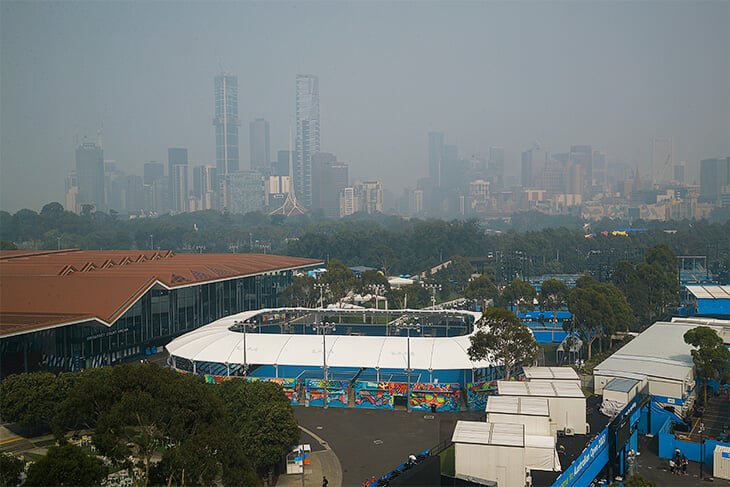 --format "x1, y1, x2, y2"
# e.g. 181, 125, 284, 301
60, 75, 727, 223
